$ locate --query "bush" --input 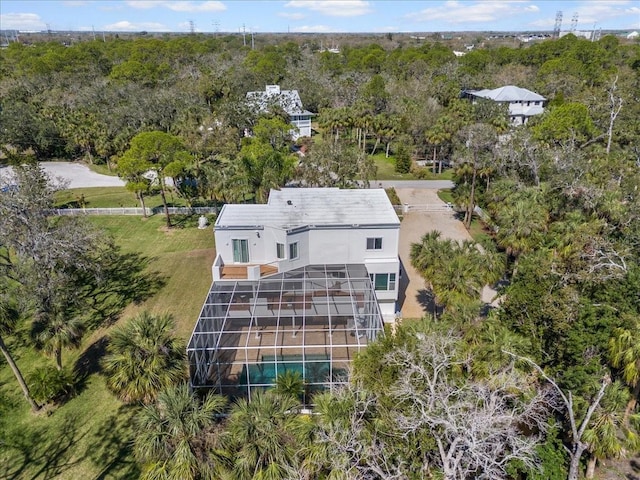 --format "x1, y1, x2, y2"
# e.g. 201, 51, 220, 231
27, 366, 75, 404
385, 187, 401, 206
411, 166, 437, 180
394, 144, 411, 173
